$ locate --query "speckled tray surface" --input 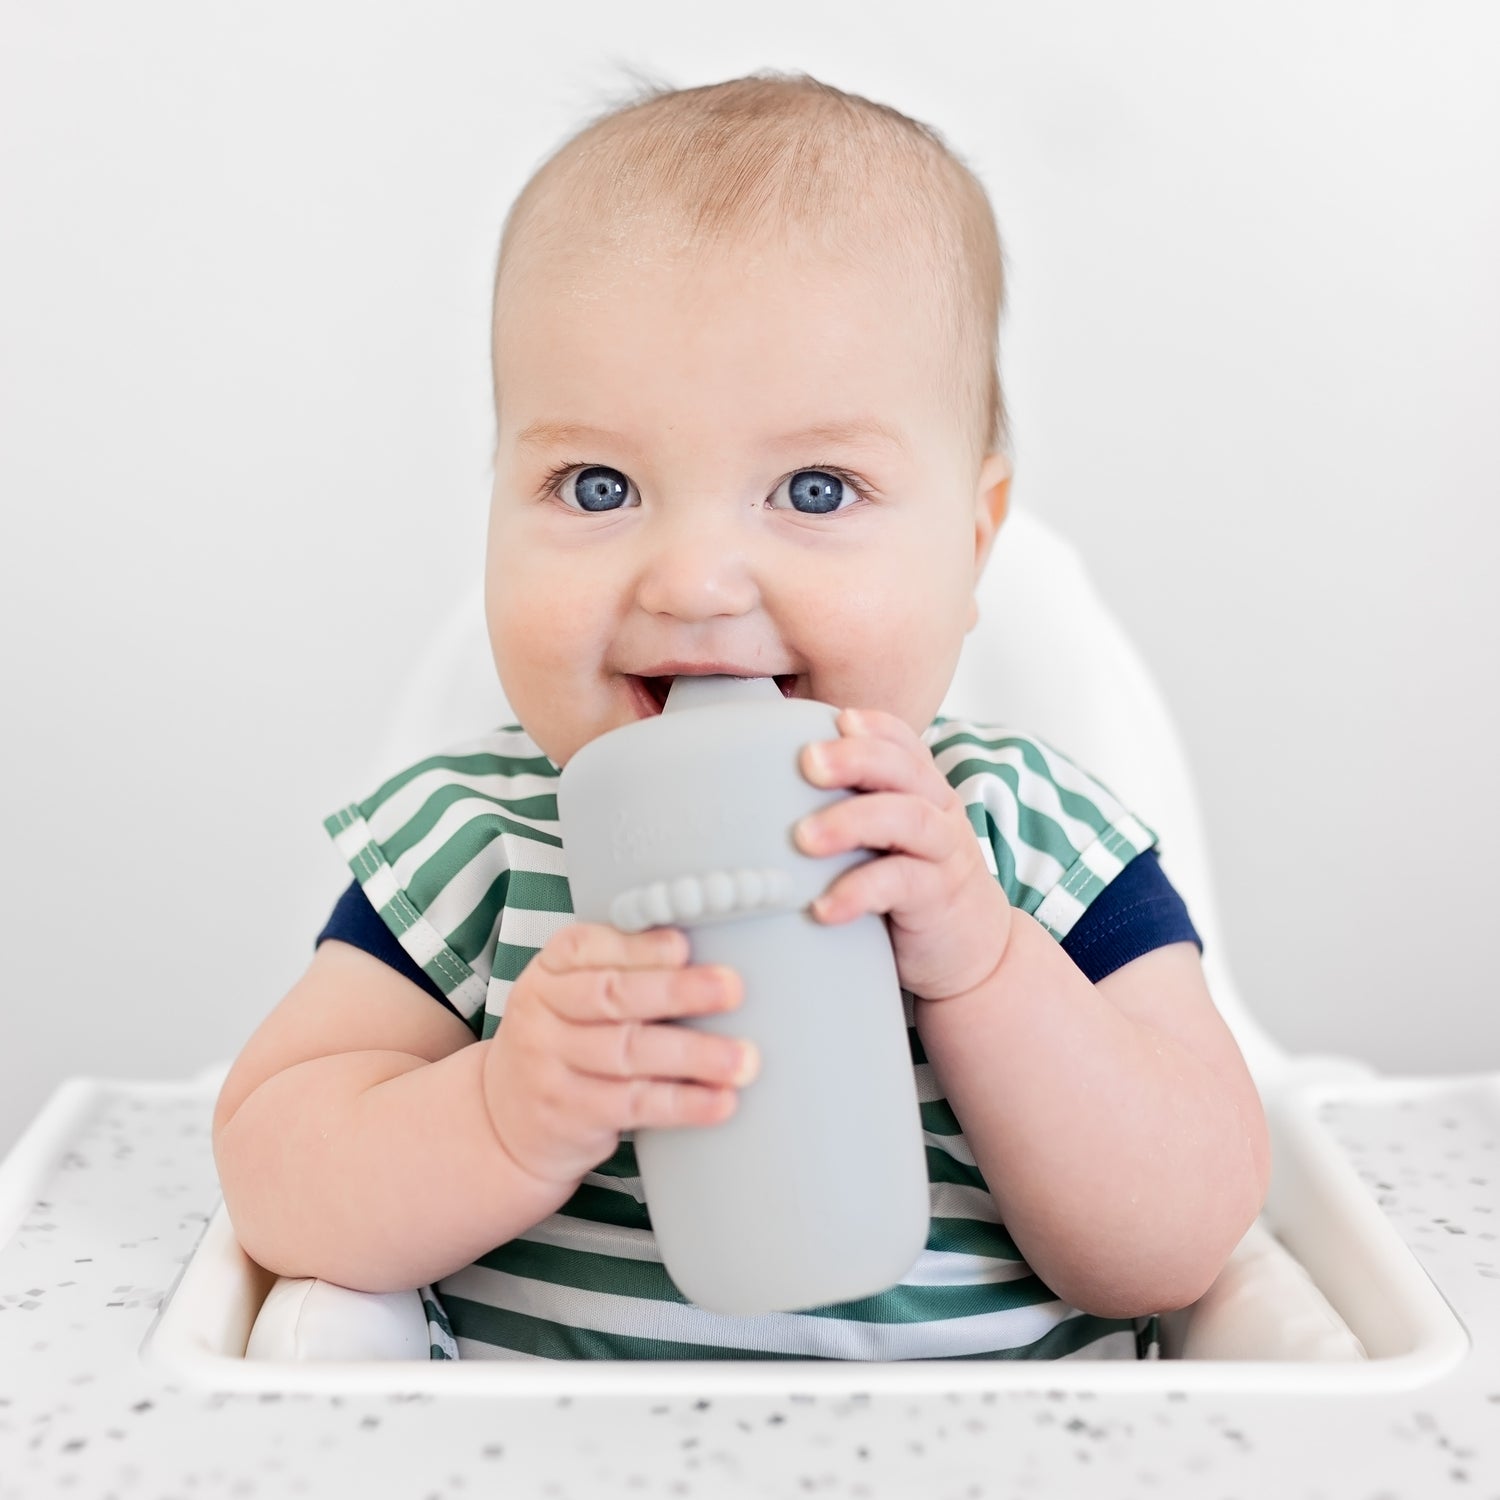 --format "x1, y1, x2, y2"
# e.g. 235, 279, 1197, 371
2, 1067, 1499, 1497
